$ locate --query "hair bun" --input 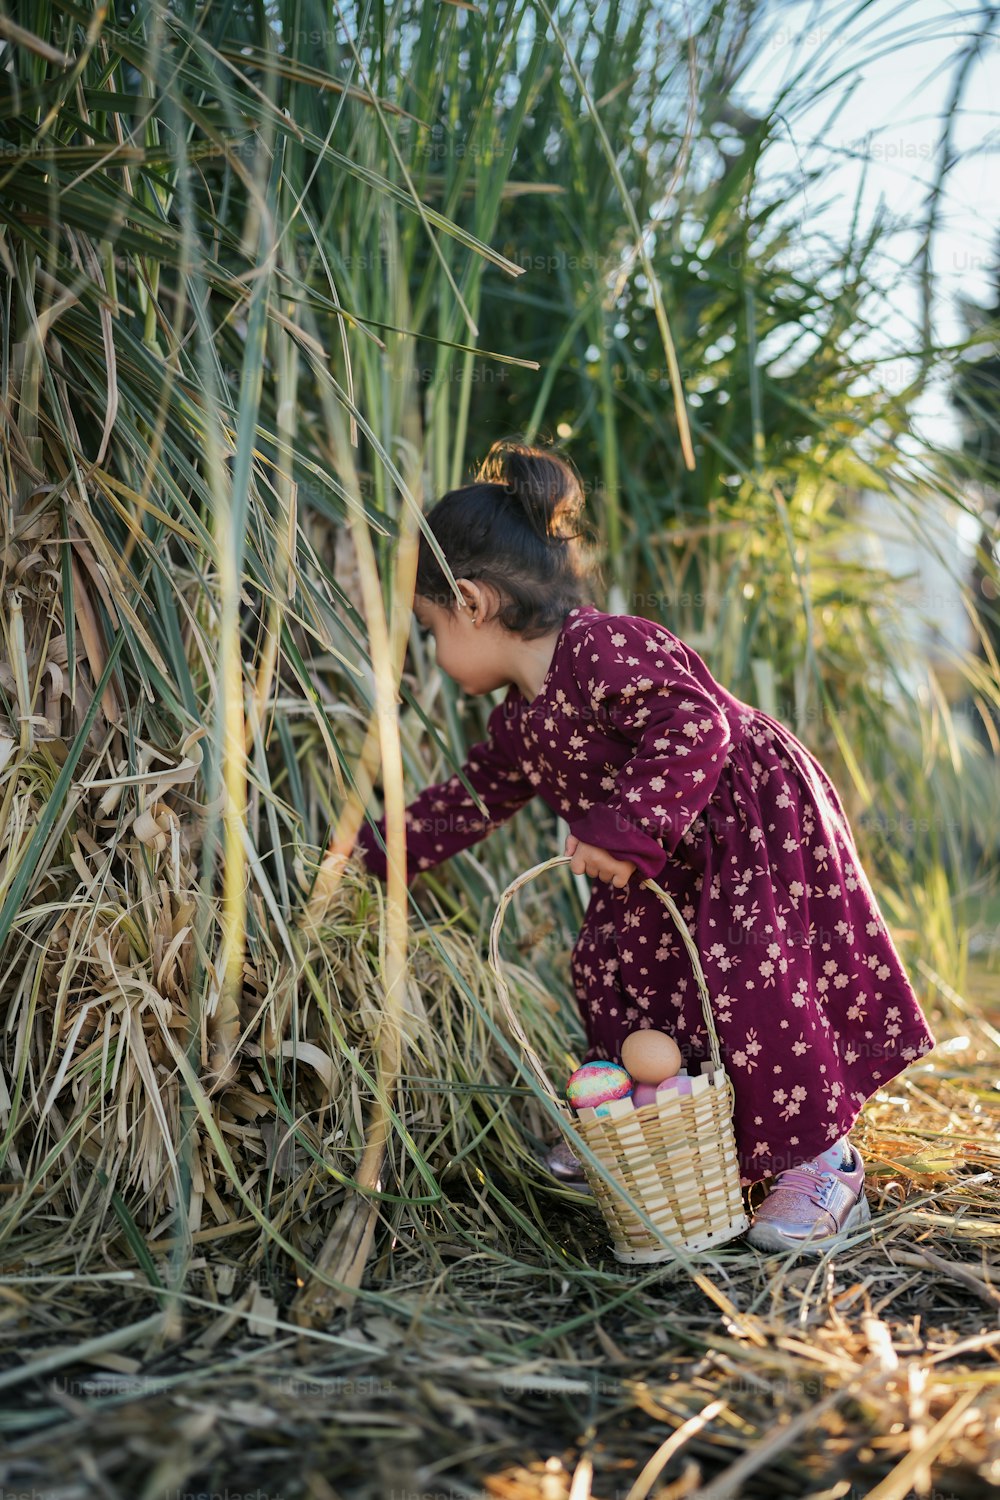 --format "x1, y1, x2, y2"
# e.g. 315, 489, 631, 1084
476, 438, 585, 541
